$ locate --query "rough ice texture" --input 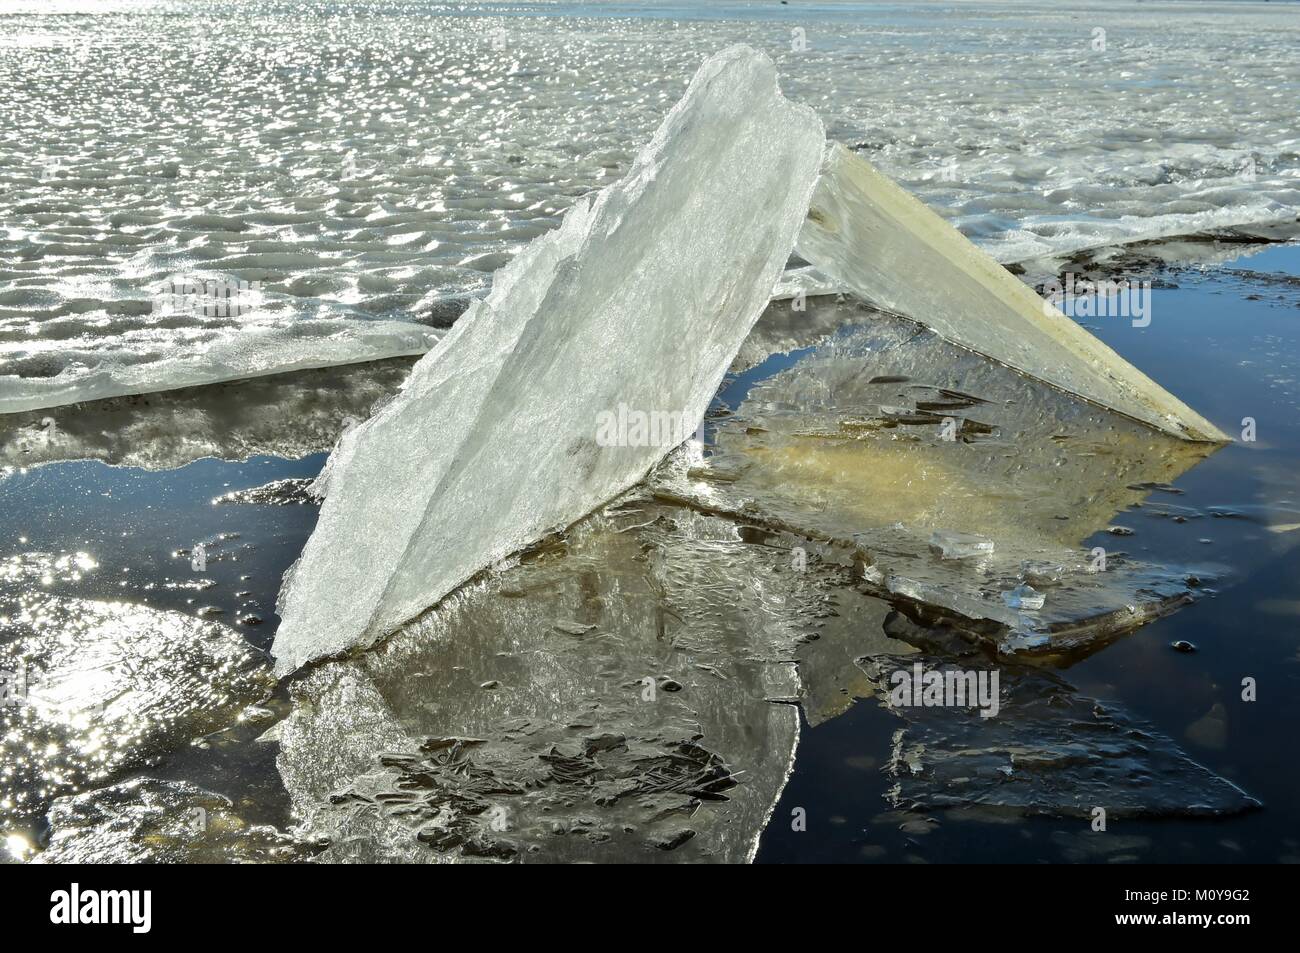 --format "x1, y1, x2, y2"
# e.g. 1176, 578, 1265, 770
277, 504, 821, 863
271, 47, 825, 675
36, 779, 309, 864
796, 144, 1229, 442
